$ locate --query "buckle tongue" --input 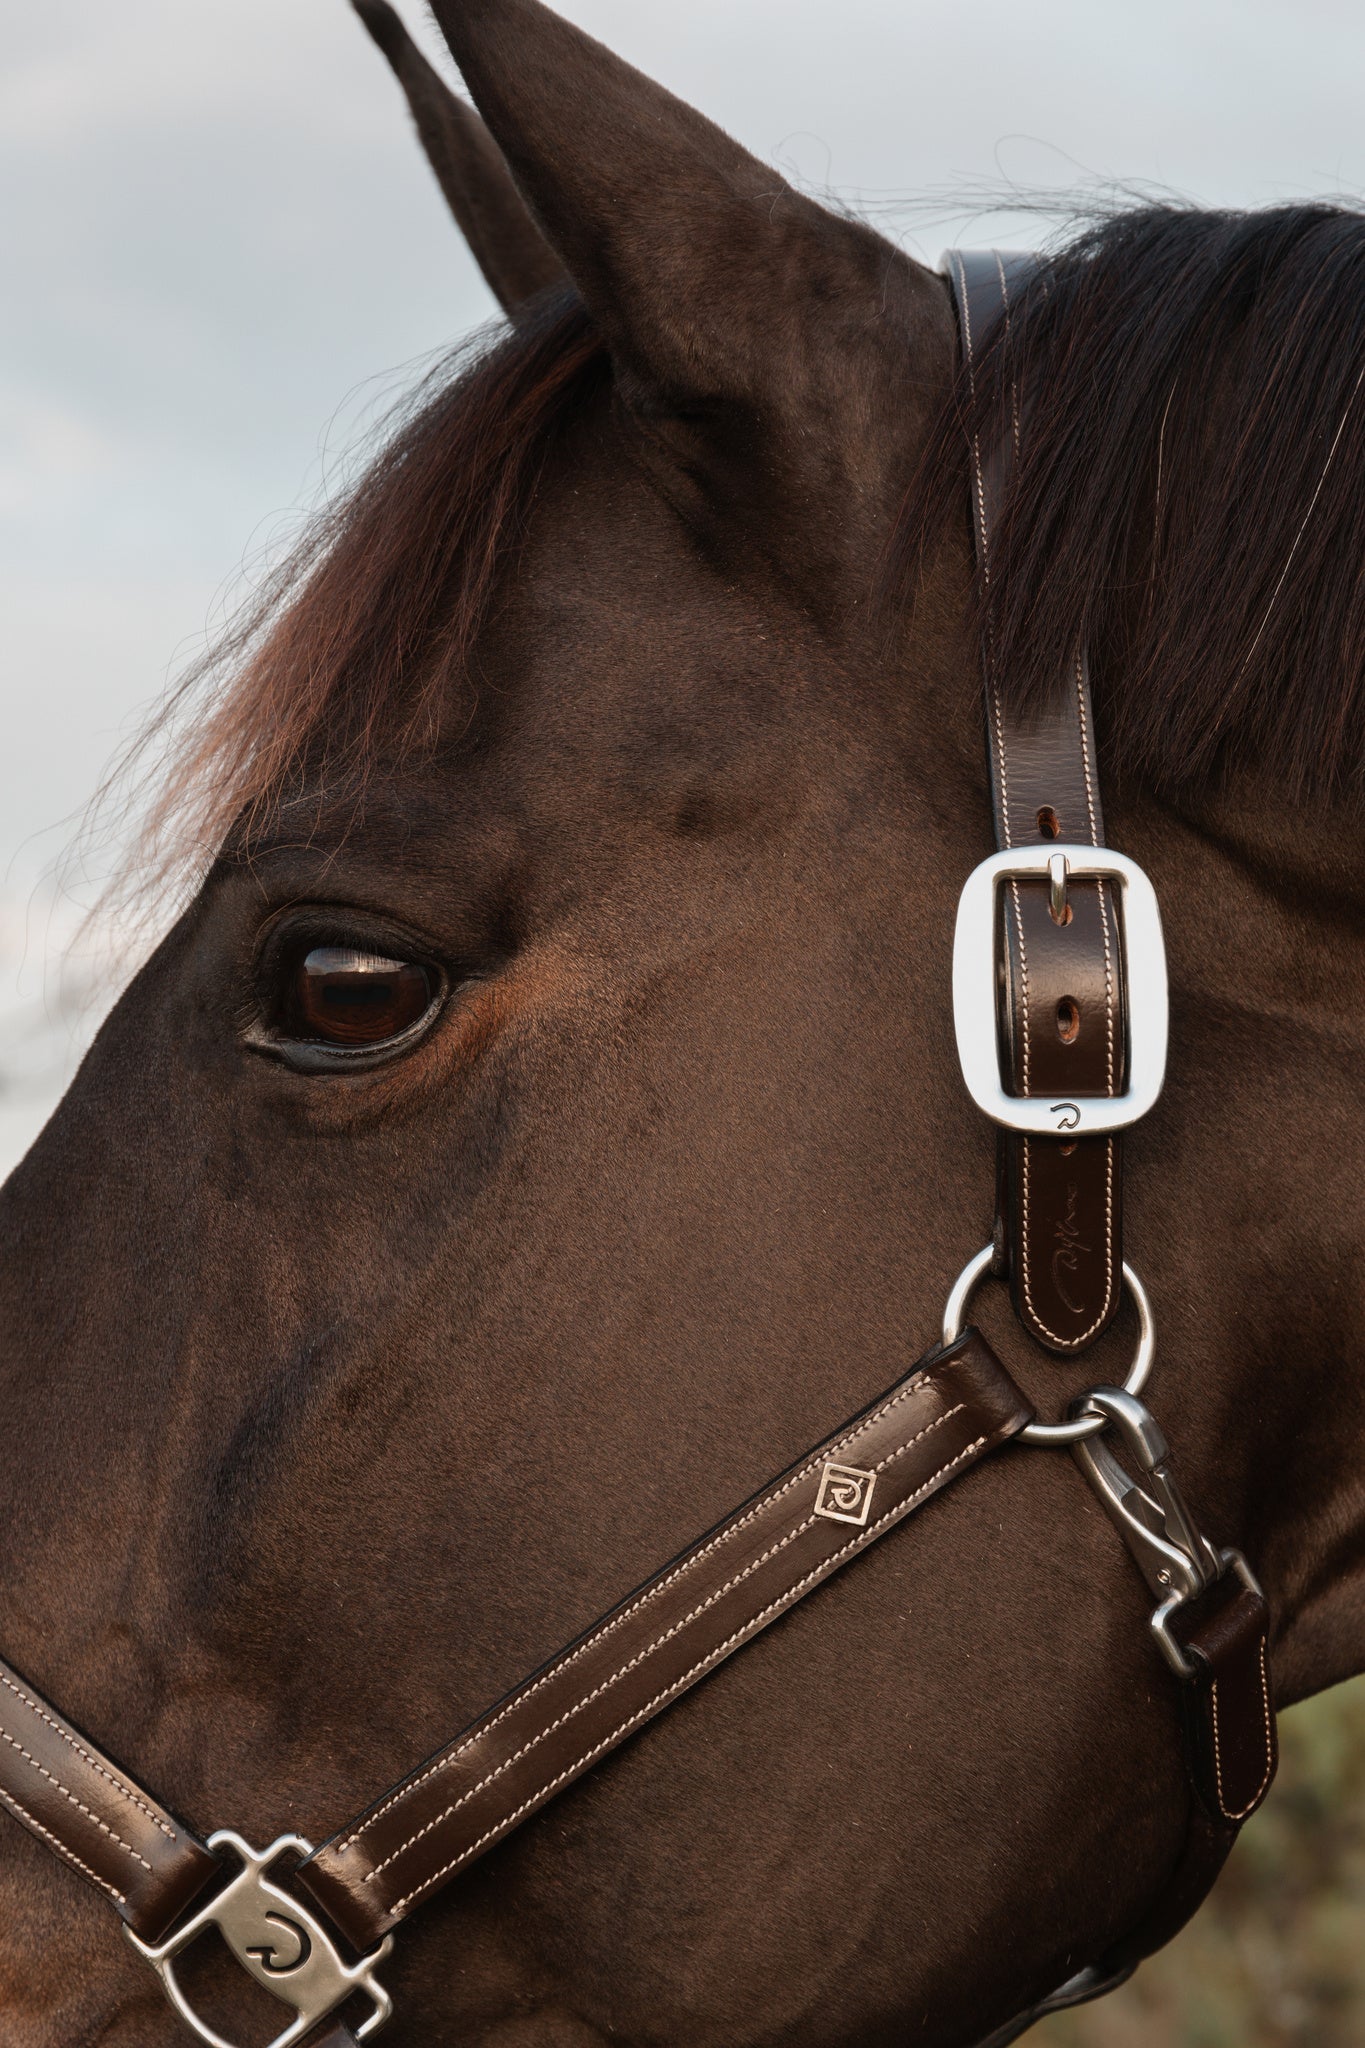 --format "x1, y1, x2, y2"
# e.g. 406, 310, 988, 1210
125, 1831, 393, 2048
